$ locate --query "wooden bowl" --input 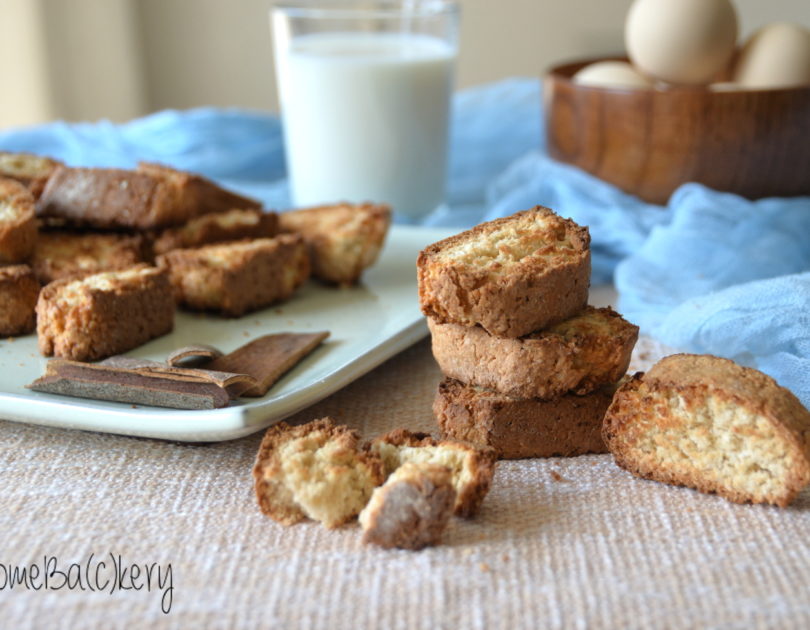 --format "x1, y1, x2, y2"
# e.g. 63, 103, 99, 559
544, 58, 810, 204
